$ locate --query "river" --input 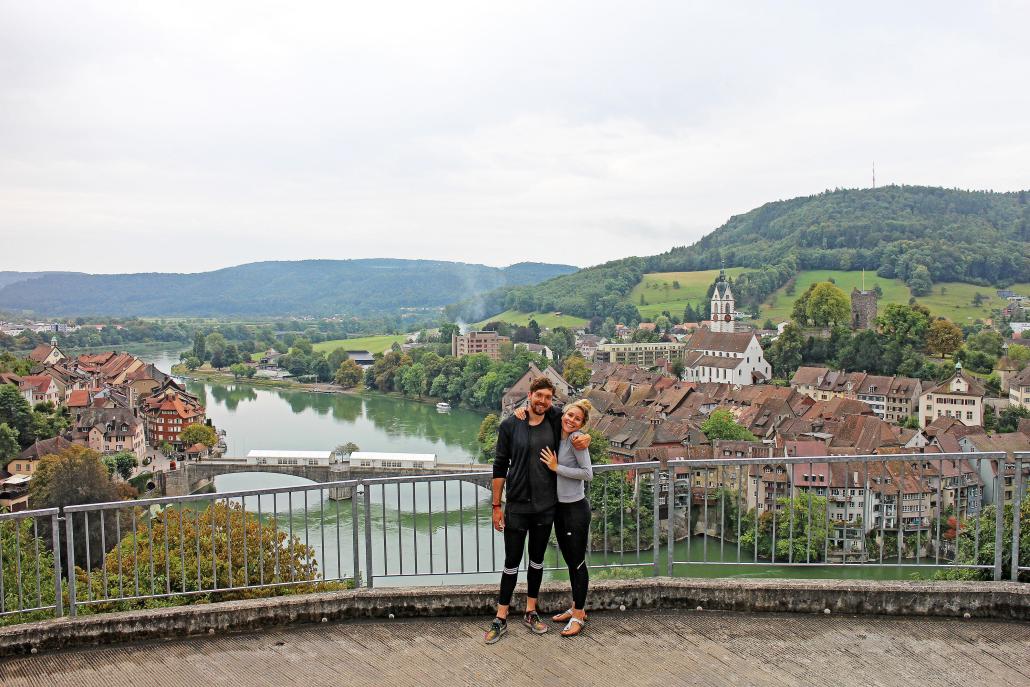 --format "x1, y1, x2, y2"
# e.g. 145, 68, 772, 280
140, 348, 937, 584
